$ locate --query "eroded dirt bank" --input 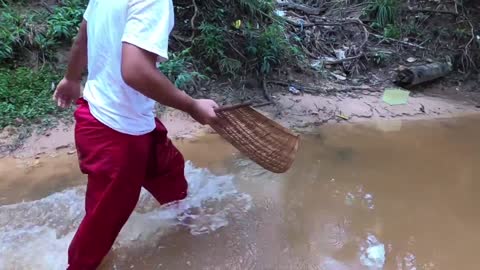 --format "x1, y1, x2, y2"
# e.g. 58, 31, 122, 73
1, 90, 479, 160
